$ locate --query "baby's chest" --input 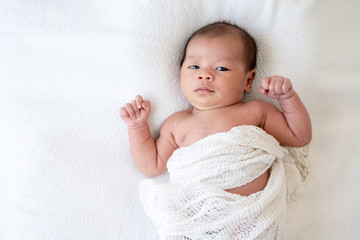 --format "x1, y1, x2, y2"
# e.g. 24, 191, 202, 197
173, 107, 263, 147
175, 121, 237, 147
